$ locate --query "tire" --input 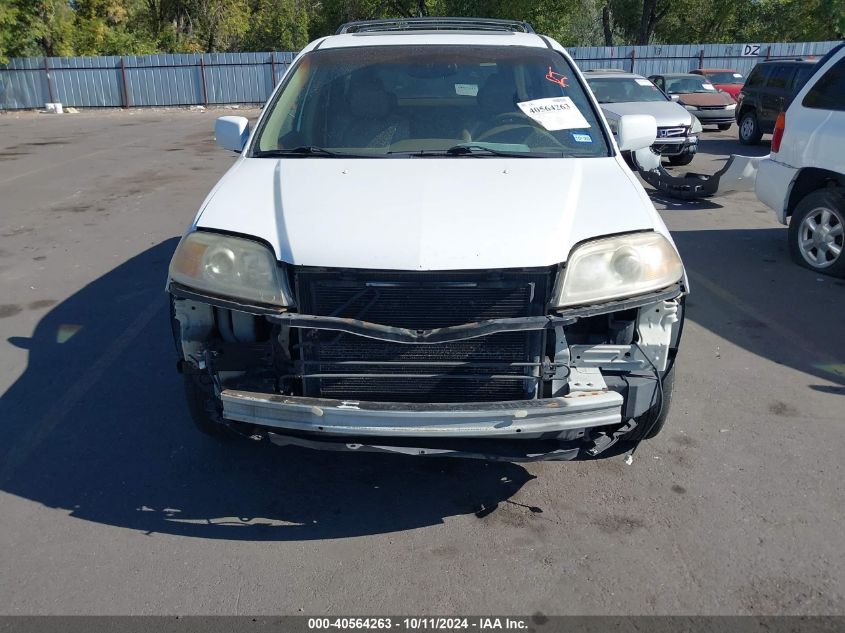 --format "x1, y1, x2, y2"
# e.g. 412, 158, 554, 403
183, 373, 236, 440
738, 110, 762, 145
623, 361, 676, 441
667, 152, 694, 167
788, 189, 845, 277
718, 123, 732, 131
